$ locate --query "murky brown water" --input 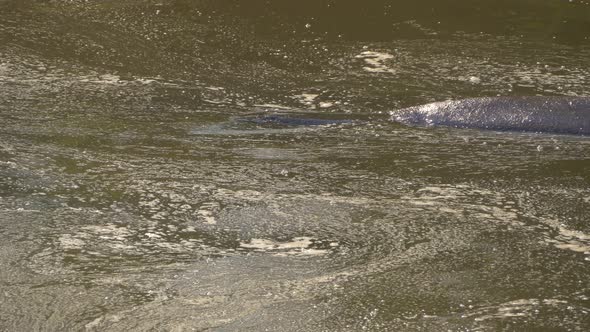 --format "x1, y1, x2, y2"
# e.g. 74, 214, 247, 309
1, 1, 589, 331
